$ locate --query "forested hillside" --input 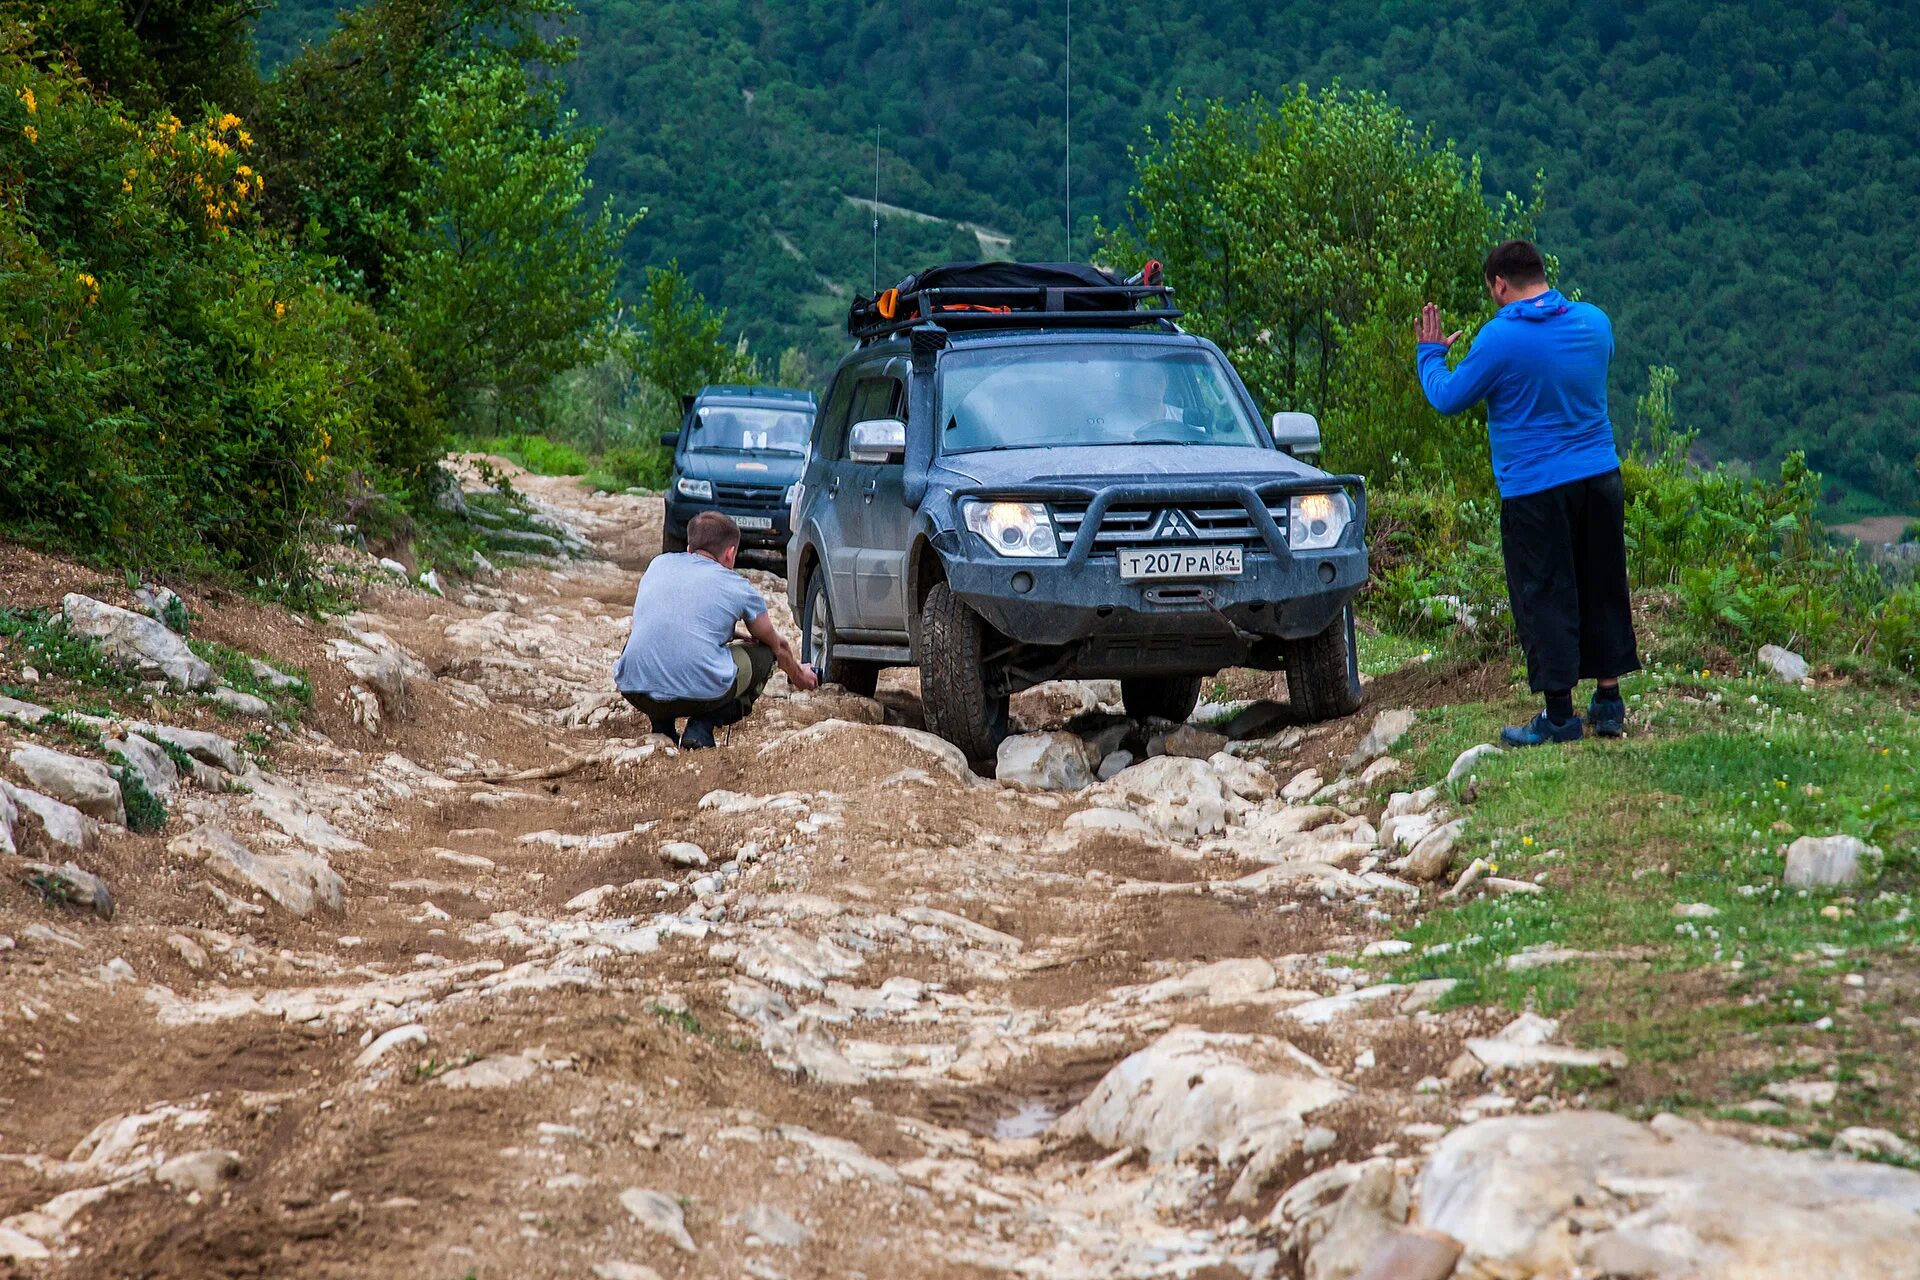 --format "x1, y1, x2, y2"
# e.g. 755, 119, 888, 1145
255, 0, 1920, 513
